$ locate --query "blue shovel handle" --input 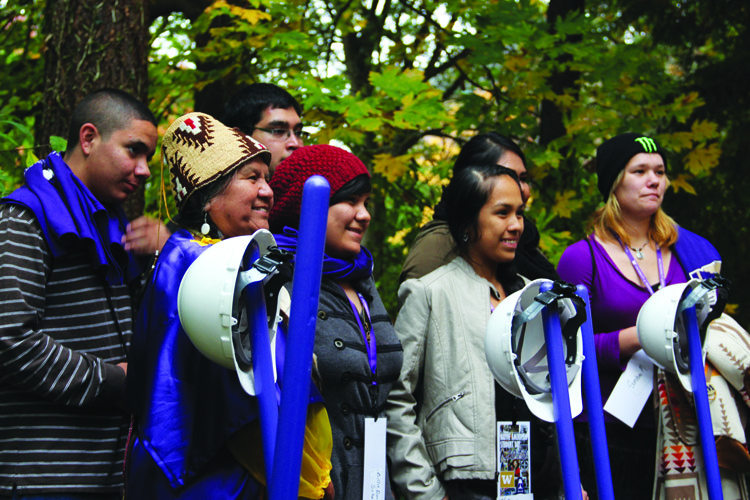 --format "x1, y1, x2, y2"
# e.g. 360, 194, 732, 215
540, 281, 582, 500
269, 175, 330, 500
